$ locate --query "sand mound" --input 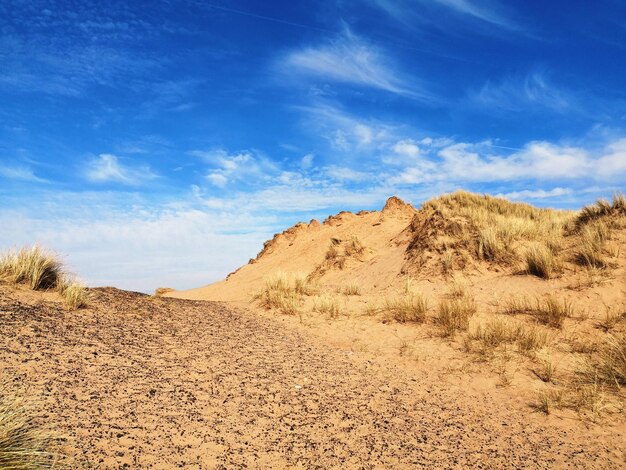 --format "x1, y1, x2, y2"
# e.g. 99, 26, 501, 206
172, 191, 626, 301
